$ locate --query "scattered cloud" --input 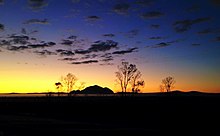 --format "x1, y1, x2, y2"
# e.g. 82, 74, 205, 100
80, 54, 98, 60
86, 16, 101, 22
8, 35, 30, 45
24, 19, 49, 25
27, 42, 55, 48
71, 60, 98, 65
112, 47, 138, 55
28, 0, 48, 11
103, 33, 115, 38
152, 42, 170, 48
113, 3, 130, 15
61, 39, 73, 46
56, 49, 75, 56
7, 45, 29, 51
100, 53, 113, 62
34, 50, 57, 56
149, 36, 164, 40
75, 40, 118, 54
150, 24, 160, 29
0, 23, 4, 31
67, 35, 77, 40
173, 17, 211, 33
59, 57, 79, 61
141, 11, 164, 19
